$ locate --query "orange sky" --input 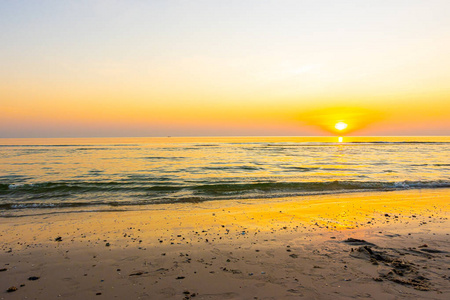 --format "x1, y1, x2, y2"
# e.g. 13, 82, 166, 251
1, 1, 449, 137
